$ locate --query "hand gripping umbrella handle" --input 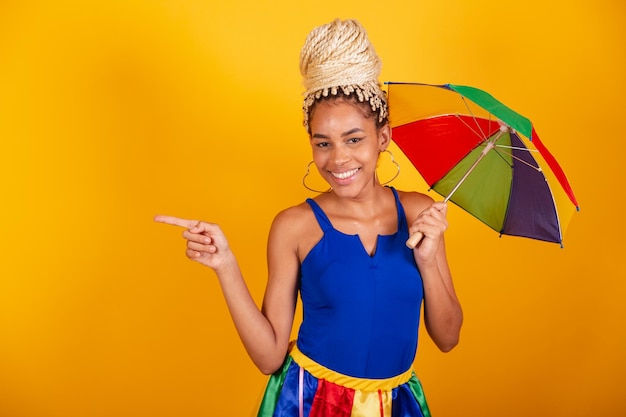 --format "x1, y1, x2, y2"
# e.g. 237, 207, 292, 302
406, 232, 423, 249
